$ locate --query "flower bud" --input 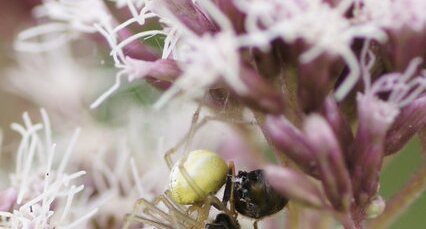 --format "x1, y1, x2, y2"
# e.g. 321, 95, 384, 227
238, 66, 285, 114
385, 96, 426, 155
117, 29, 159, 61
321, 96, 354, 156
264, 115, 318, 176
298, 54, 342, 113
125, 57, 181, 90
351, 94, 399, 206
304, 114, 352, 212
265, 165, 324, 208
151, 0, 218, 35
